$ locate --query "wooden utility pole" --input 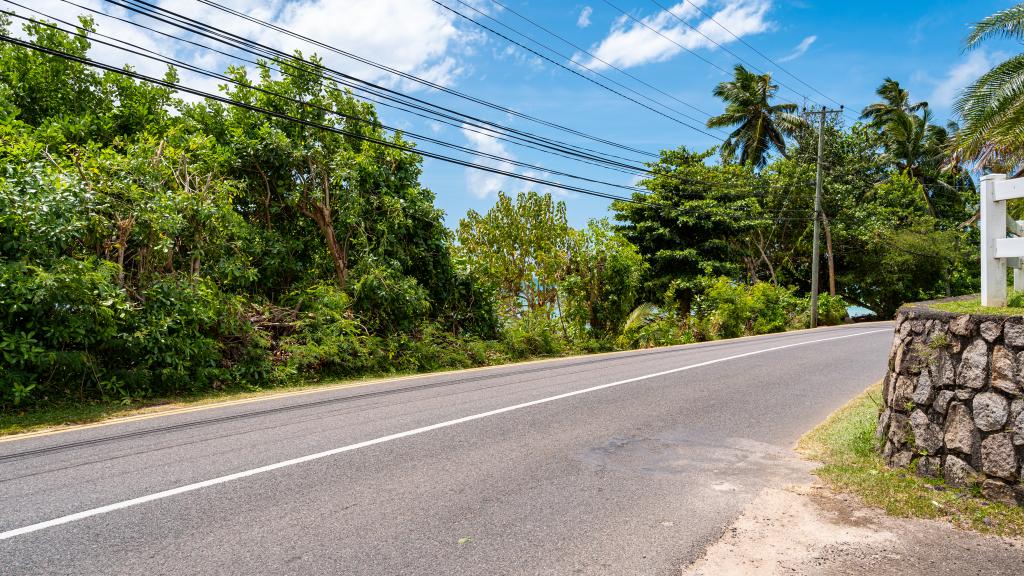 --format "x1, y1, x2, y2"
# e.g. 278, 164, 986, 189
810, 105, 844, 328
